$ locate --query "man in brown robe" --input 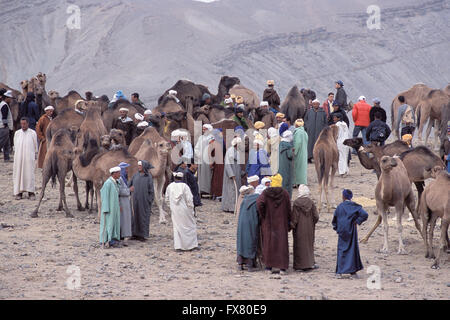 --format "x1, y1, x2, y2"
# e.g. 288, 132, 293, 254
36, 106, 54, 168
290, 185, 319, 271
262, 80, 281, 112
256, 181, 292, 274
